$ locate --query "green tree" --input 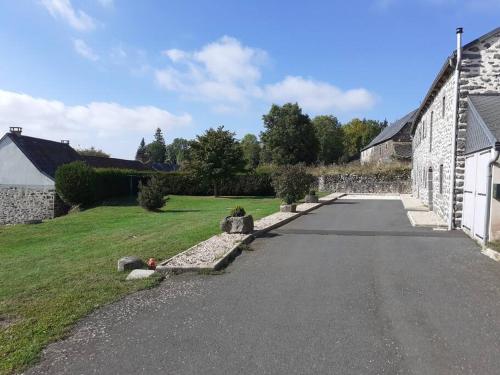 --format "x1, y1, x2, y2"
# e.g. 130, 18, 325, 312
189, 126, 244, 196
240, 134, 261, 170
146, 128, 167, 163
342, 118, 386, 160
165, 138, 190, 166
135, 138, 148, 163
77, 146, 110, 158
312, 115, 344, 164
260, 103, 318, 165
